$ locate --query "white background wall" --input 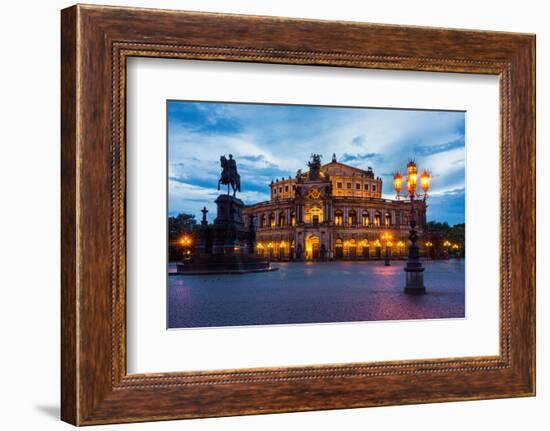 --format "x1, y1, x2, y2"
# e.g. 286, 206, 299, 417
0, 0, 546, 429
